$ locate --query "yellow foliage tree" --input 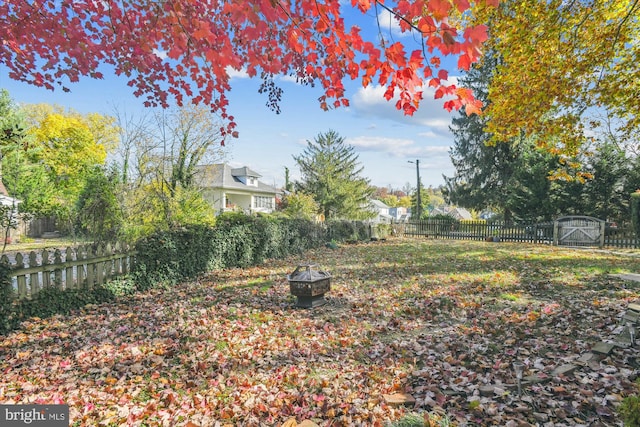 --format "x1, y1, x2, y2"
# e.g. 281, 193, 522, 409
474, 0, 639, 156
23, 105, 118, 218
398, 196, 413, 208
123, 181, 215, 241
